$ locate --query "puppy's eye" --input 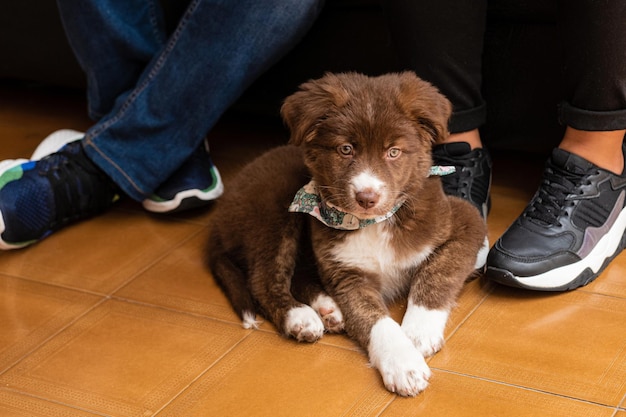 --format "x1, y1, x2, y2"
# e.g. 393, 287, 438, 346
387, 147, 402, 159
337, 144, 354, 157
